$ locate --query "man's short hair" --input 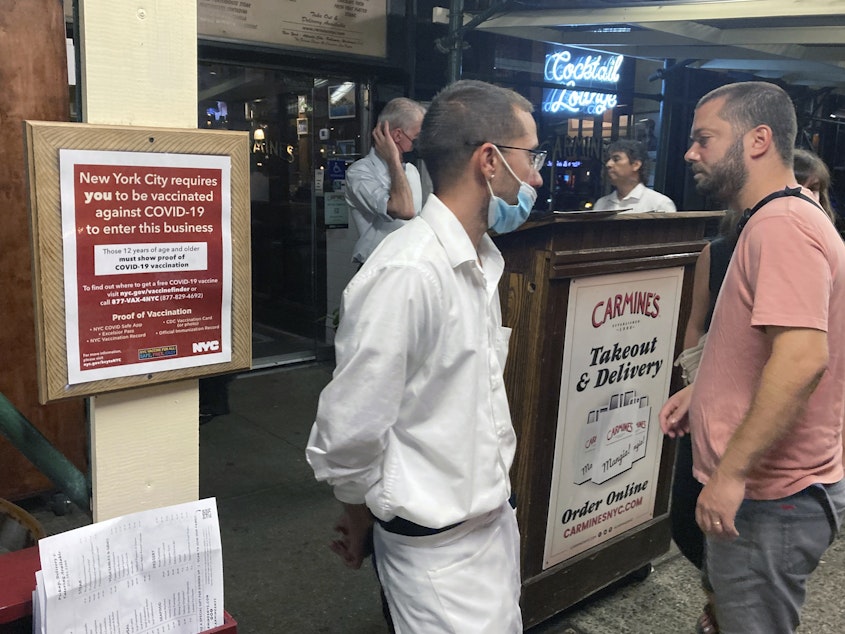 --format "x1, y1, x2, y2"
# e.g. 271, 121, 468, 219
377, 97, 426, 132
697, 81, 797, 166
418, 80, 534, 191
607, 139, 650, 184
